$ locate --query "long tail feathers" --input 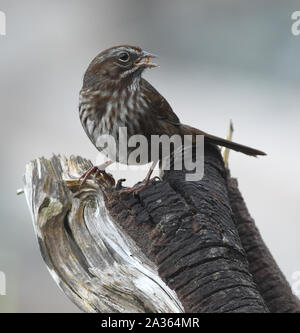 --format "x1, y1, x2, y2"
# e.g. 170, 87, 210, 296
181, 124, 266, 157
